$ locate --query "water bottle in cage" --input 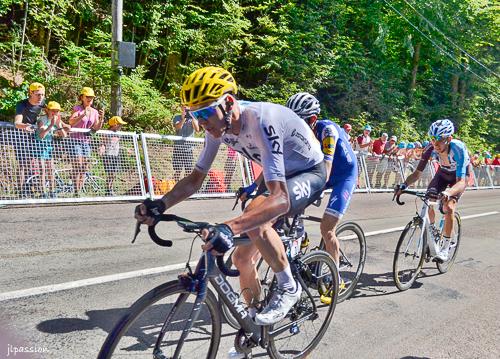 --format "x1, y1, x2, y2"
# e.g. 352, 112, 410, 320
287, 236, 303, 259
